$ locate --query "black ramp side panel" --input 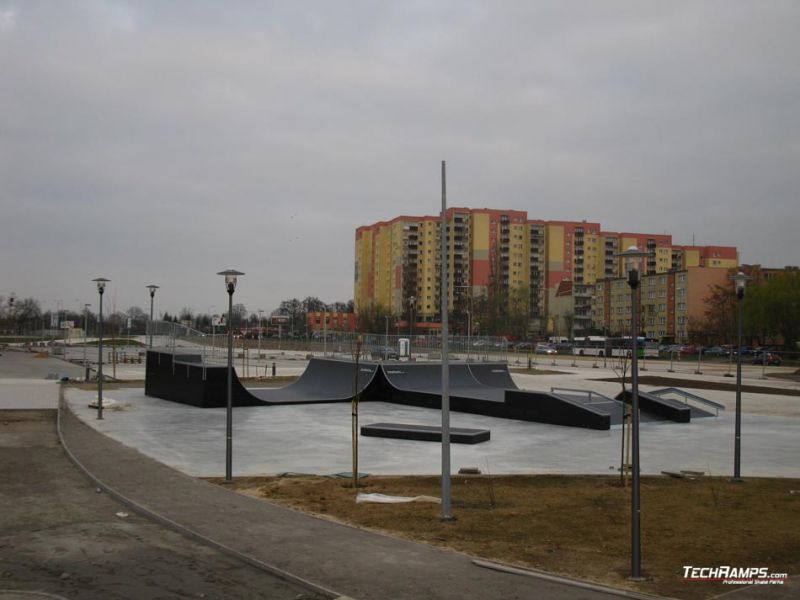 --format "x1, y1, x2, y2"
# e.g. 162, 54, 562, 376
505, 390, 611, 430
468, 363, 519, 389
361, 423, 491, 444
145, 350, 261, 408
615, 390, 692, 423
249, 358, 379, 404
